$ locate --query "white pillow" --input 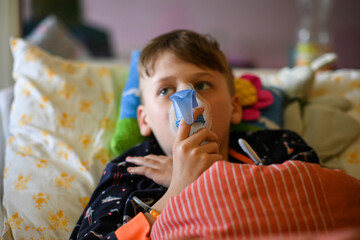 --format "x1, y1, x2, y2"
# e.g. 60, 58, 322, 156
2, 38, 127, 239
